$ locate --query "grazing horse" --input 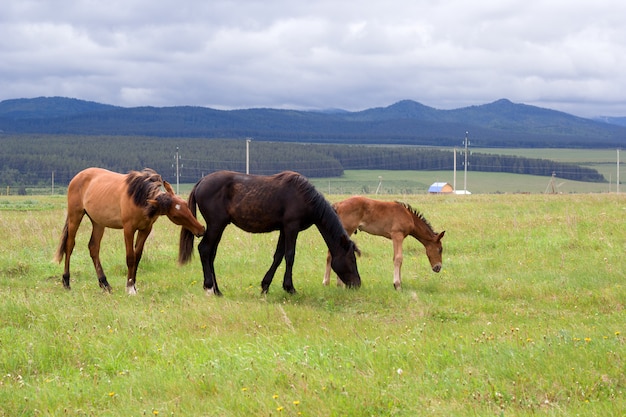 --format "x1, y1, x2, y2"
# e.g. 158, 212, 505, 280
179, 170, 361, 296
324, 196, 444, 290
55, 167, 205, 294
